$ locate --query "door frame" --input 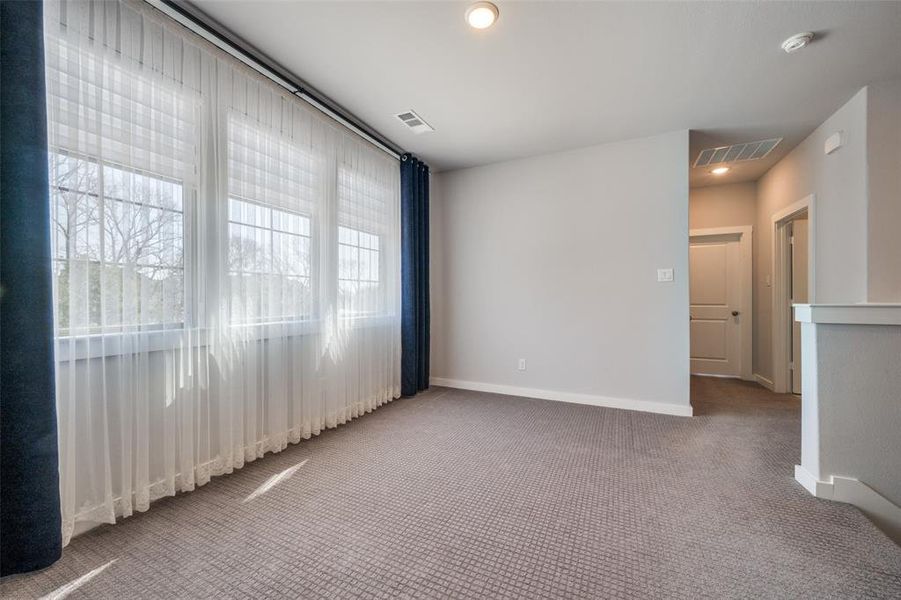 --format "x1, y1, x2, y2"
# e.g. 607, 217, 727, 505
771, 194, 816, 394
689, 225, 753, 381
